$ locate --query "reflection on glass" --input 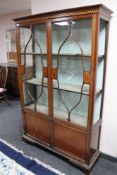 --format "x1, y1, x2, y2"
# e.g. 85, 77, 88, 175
52, 19, 92, 127
20, 24, 48, 114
